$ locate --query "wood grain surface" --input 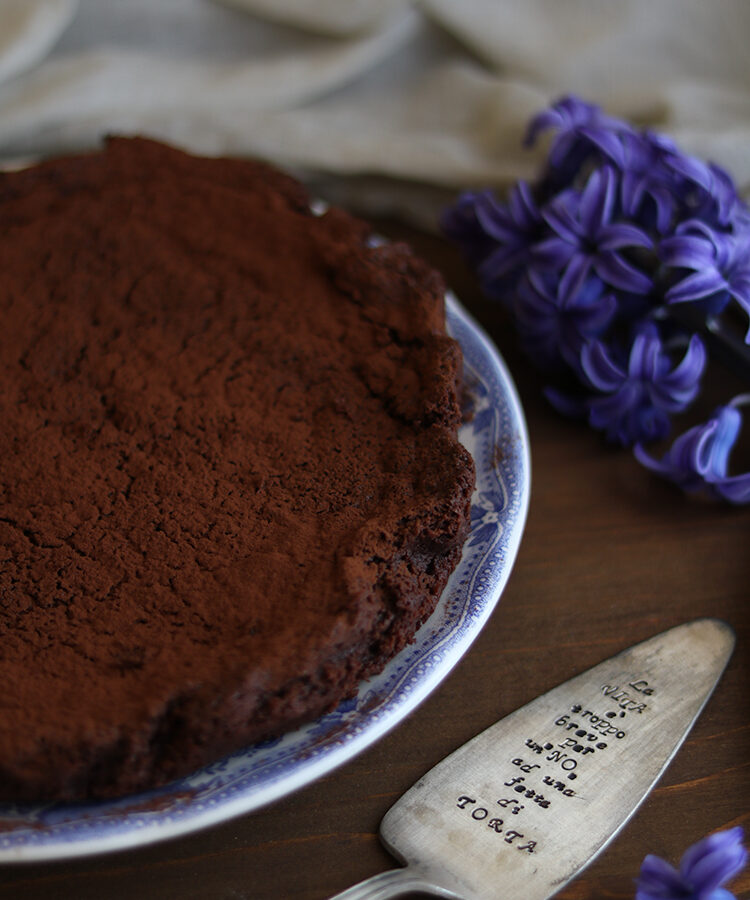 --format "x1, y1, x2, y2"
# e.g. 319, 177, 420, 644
0, 224, 747, 900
